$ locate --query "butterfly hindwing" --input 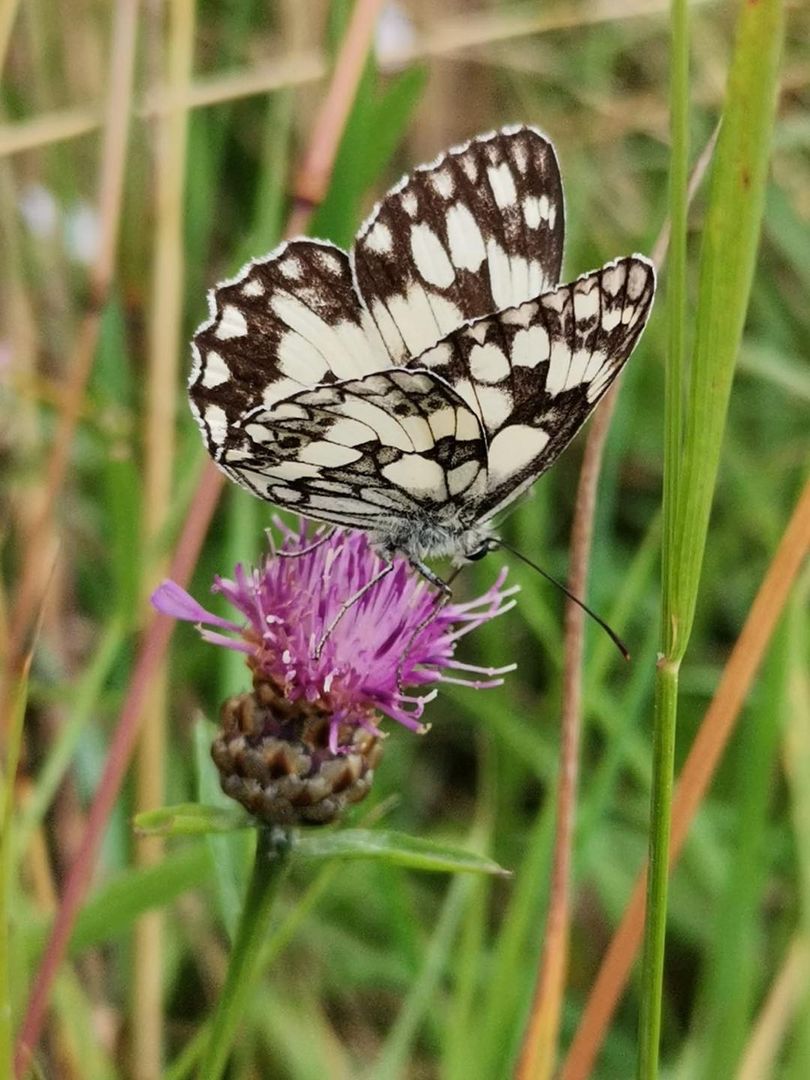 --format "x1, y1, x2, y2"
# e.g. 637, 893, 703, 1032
410, 255, 656, 519
217, 369, 488, 530
352, 126, 564, 364
190, 239, 391, 459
